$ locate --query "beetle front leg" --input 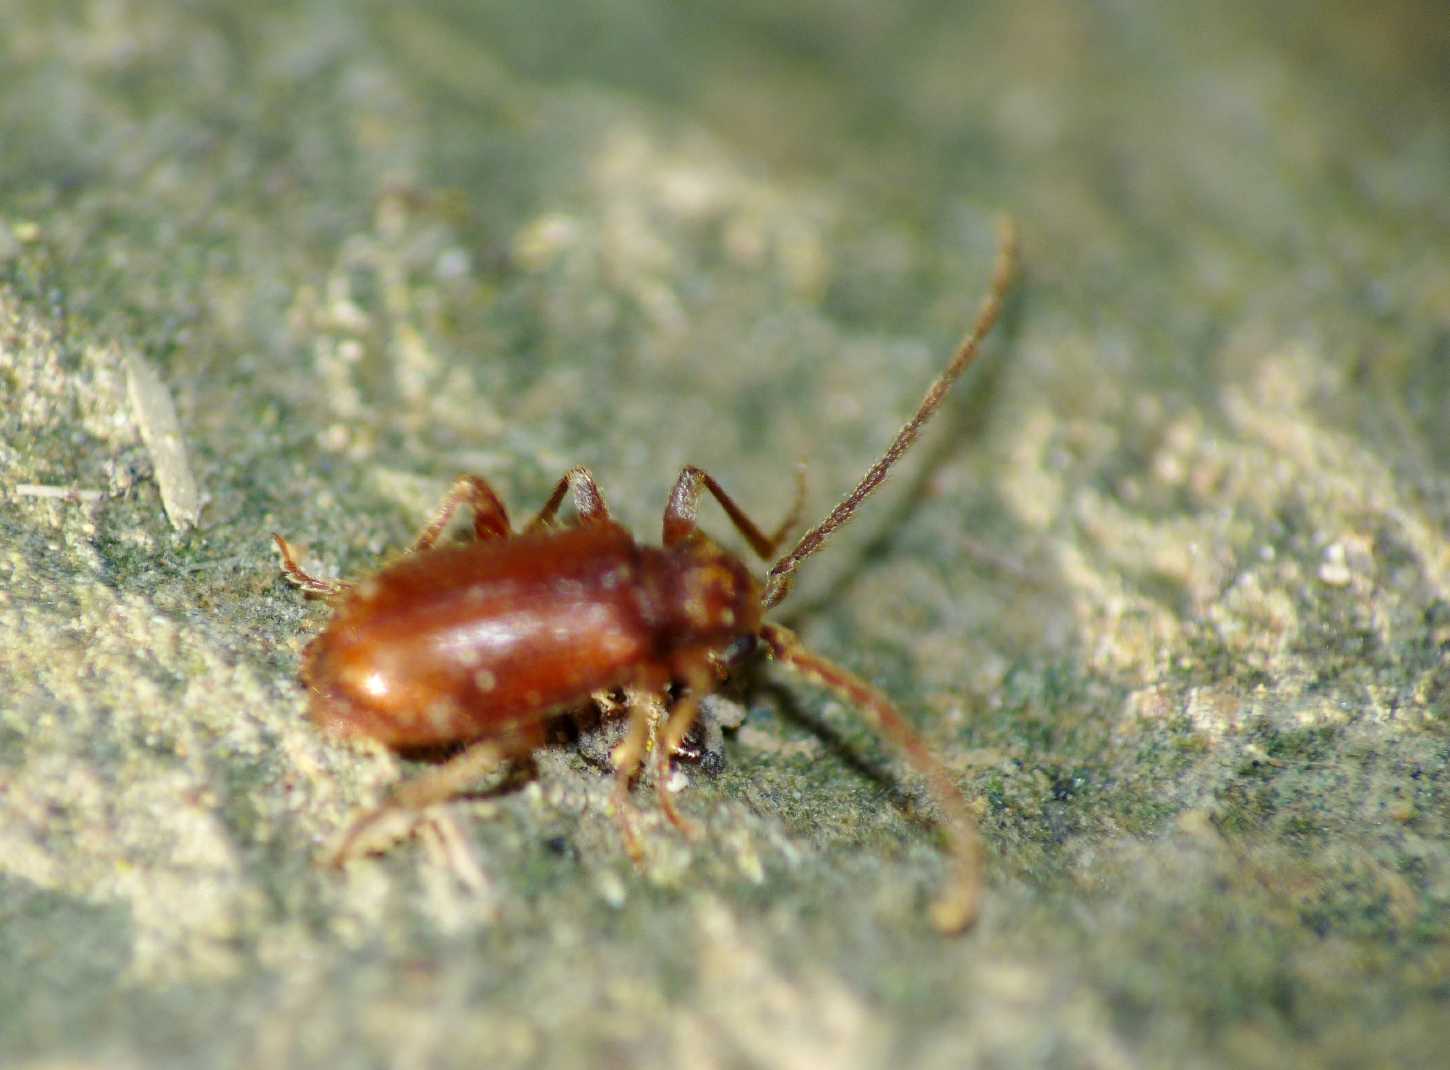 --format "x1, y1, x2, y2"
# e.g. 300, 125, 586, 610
607, 688, 661, 862
662, 465, 805, 562
650, 660, 717, 840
